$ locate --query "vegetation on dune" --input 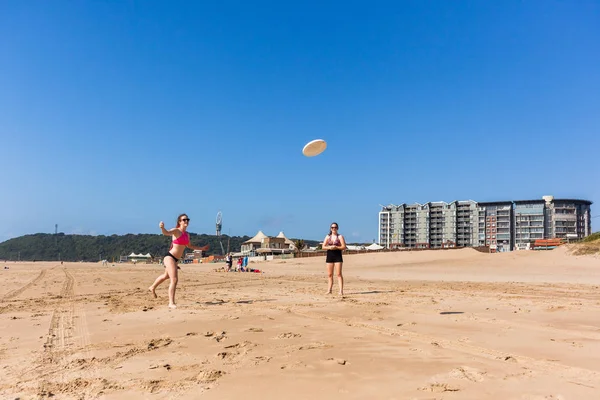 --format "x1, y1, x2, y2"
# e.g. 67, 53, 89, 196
569, 232, 600, 256
582, 231, 600, 243
0, 233, 320, 262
